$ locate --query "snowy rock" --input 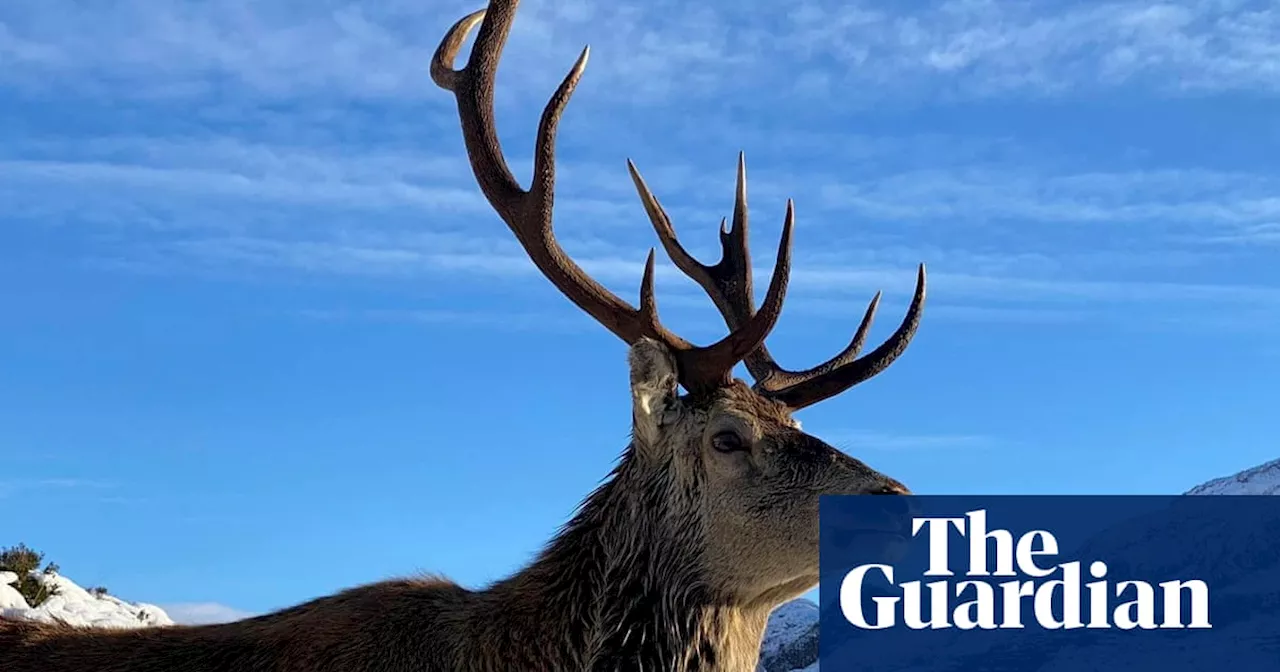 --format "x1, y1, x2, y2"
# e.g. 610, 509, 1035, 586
1, 571, 173, 628
0, 571, 27, 610
758, 599, 819, 672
